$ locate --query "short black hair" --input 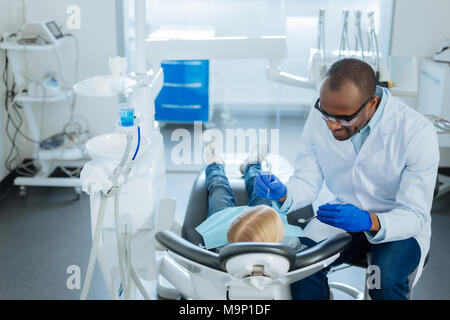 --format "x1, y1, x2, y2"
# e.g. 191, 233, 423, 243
325, 58, 376, 98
